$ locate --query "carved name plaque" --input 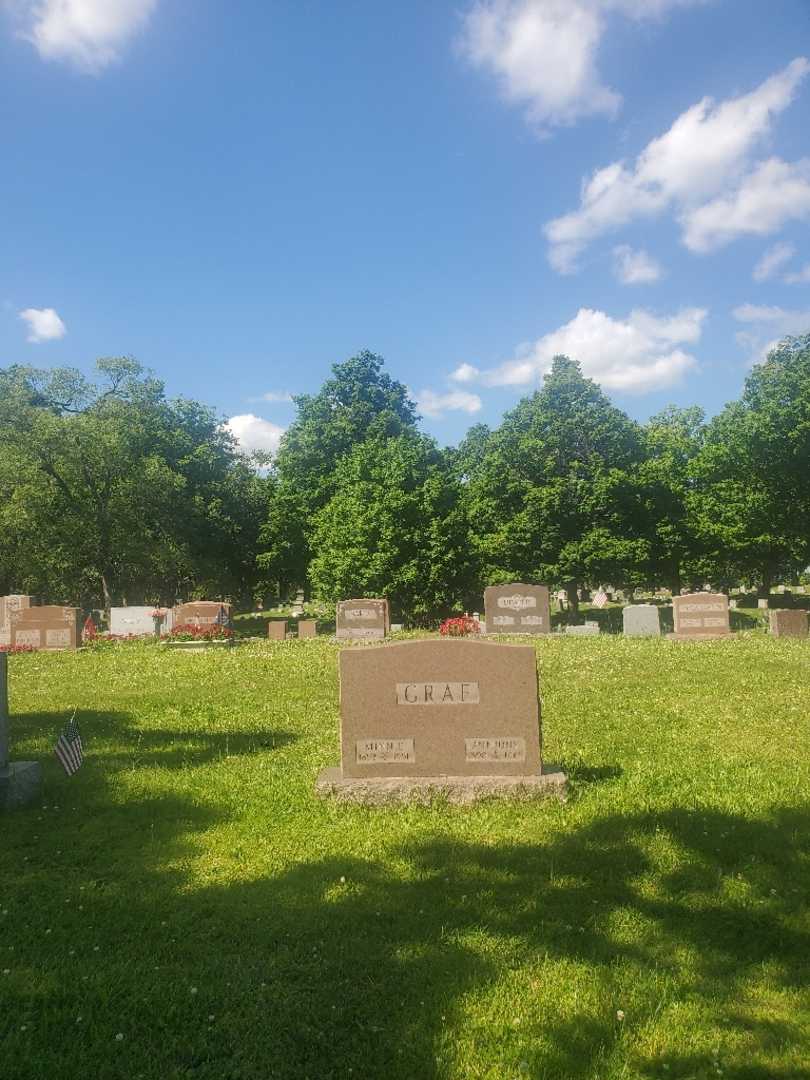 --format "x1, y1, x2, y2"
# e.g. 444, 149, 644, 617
465, 737, 526, 763
339, 639, 542, 778
396, 682, 480, 705
15, 630, 41, 648
484, 584, 550, 635
356, 738, 415, 764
